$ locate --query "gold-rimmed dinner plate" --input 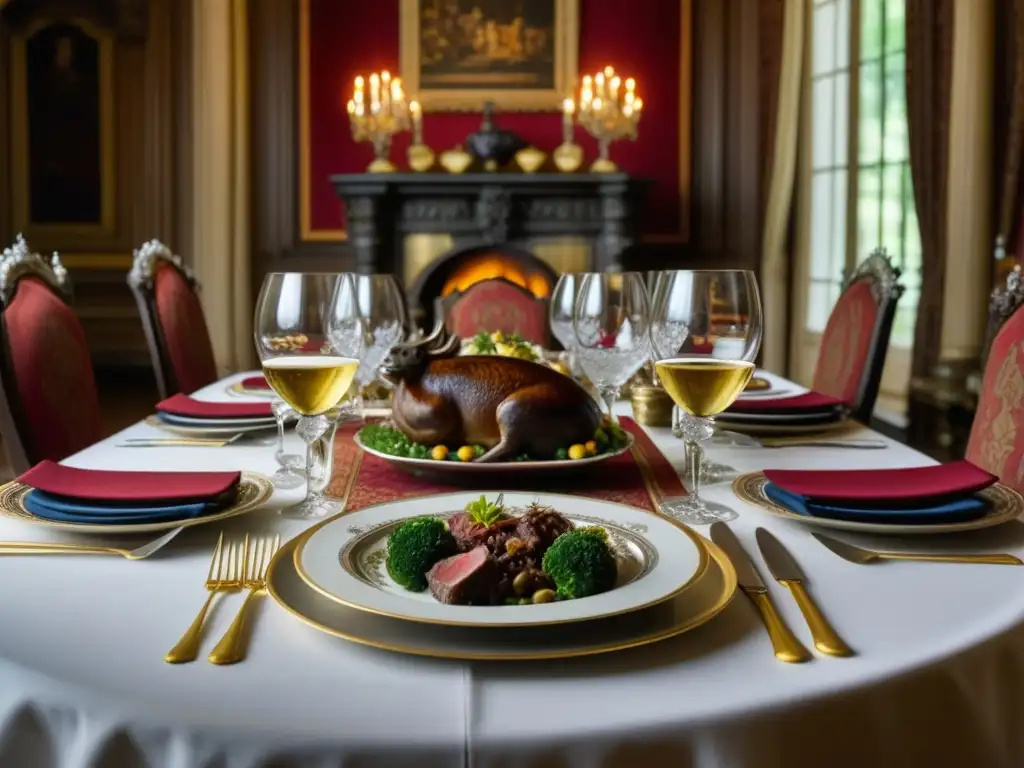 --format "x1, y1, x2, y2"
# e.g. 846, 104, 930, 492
733, 471, 1024, 535
293, 491, 706, 628
269, 523, 737, 661
226, 381, 277, 399
354, 432, 635, 481
714, 417, 861, 438
143, 415, 277, 437
0, 472, 273, 534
